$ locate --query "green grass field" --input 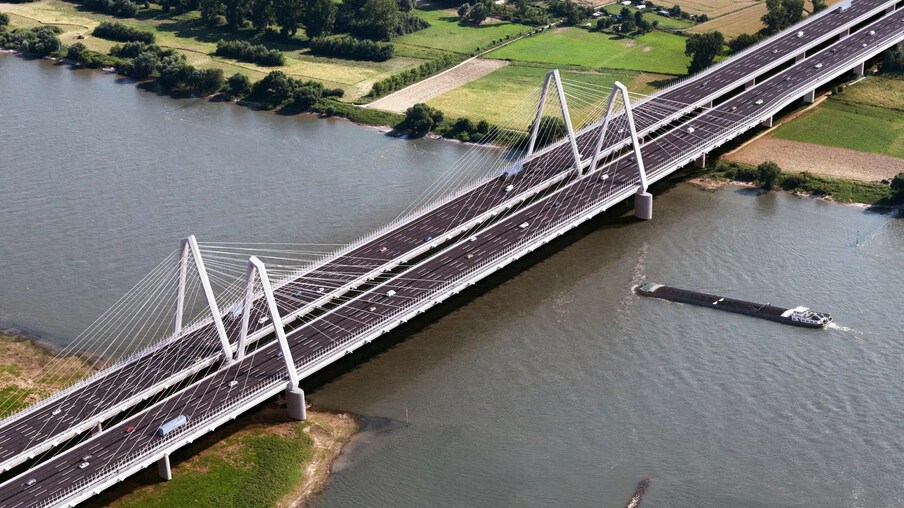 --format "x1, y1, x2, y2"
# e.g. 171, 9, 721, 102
601, 4, 694, 30
769, 77, 904, 159
0, 0, 426, 98
393, 8, 530, 57
104, 424, 312, 508
486, 27, 689, 75
427, 62, 669, 125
